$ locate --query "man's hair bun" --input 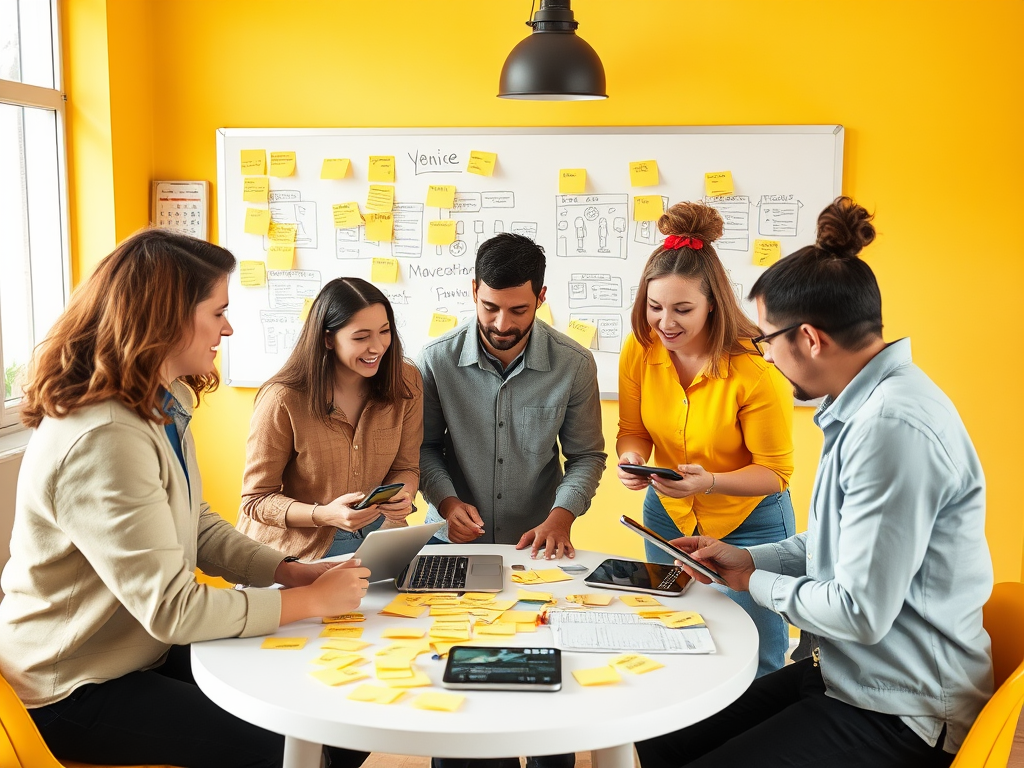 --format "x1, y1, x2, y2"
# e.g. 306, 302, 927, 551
657, 202, 724, 243
816, 196, 875, 258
